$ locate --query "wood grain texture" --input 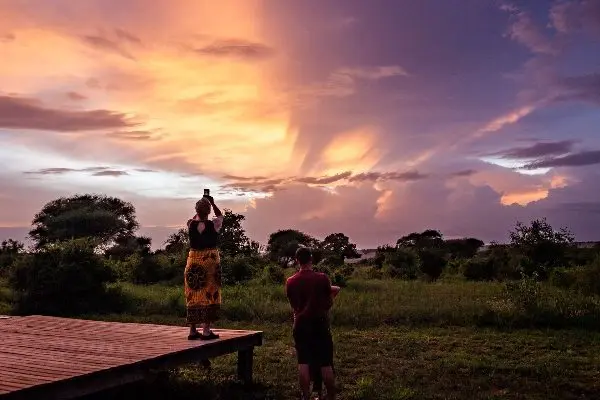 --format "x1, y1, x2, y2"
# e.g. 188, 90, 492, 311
0, 316, 263, 400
